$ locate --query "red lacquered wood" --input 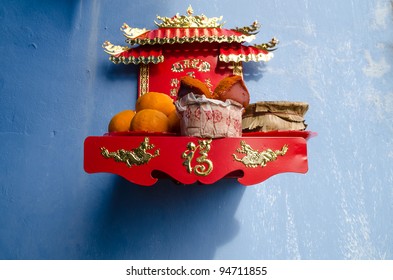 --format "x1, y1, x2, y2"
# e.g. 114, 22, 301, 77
84, 132, 311, 186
